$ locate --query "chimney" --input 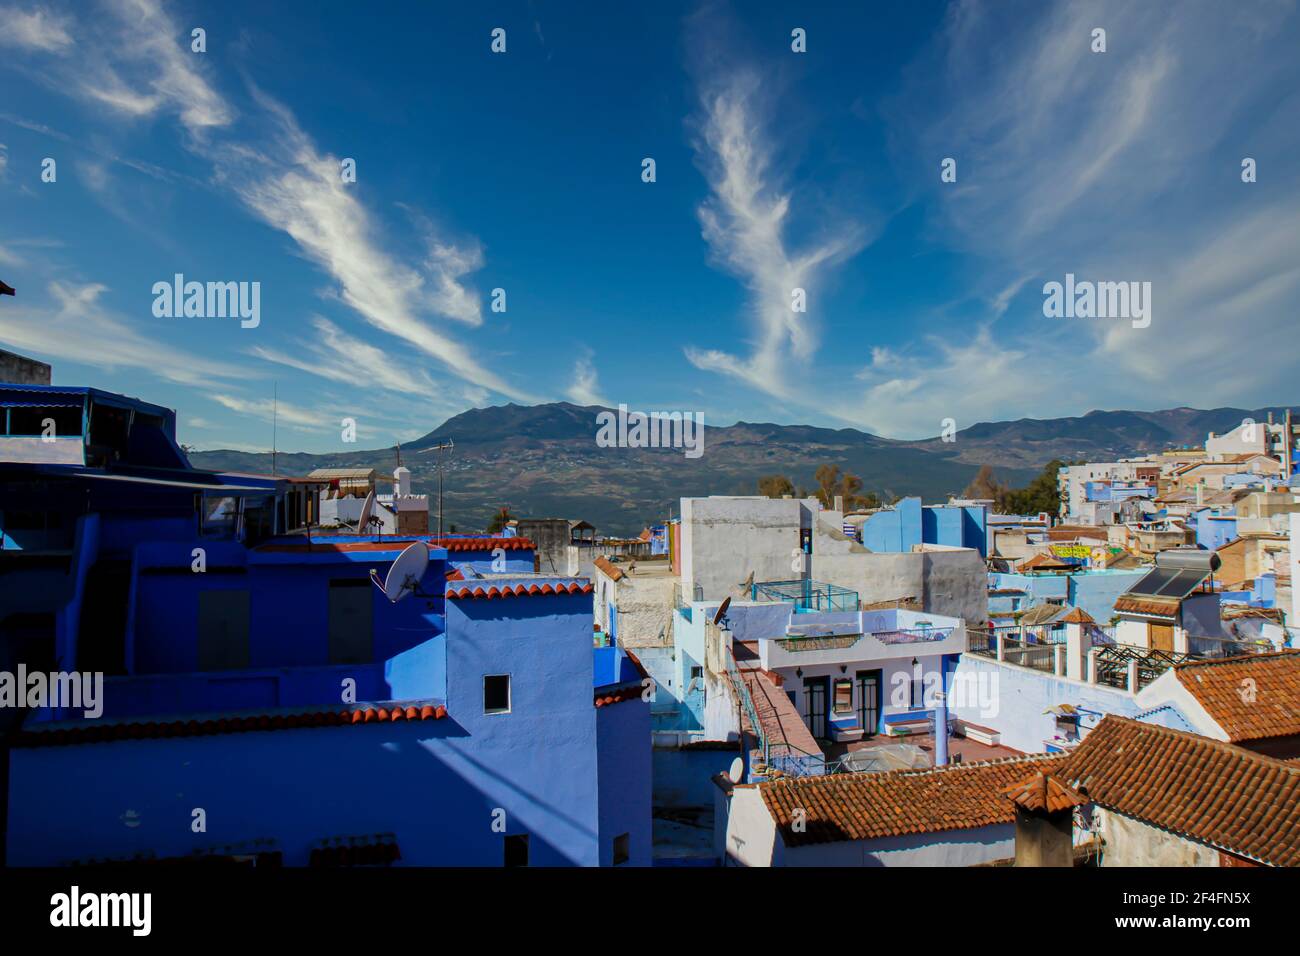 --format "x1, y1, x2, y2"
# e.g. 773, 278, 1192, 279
1001, 772, 1086, 867
834, 495, 844, 512
1195, 482, 1204, 508
933, 688, 949, 767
